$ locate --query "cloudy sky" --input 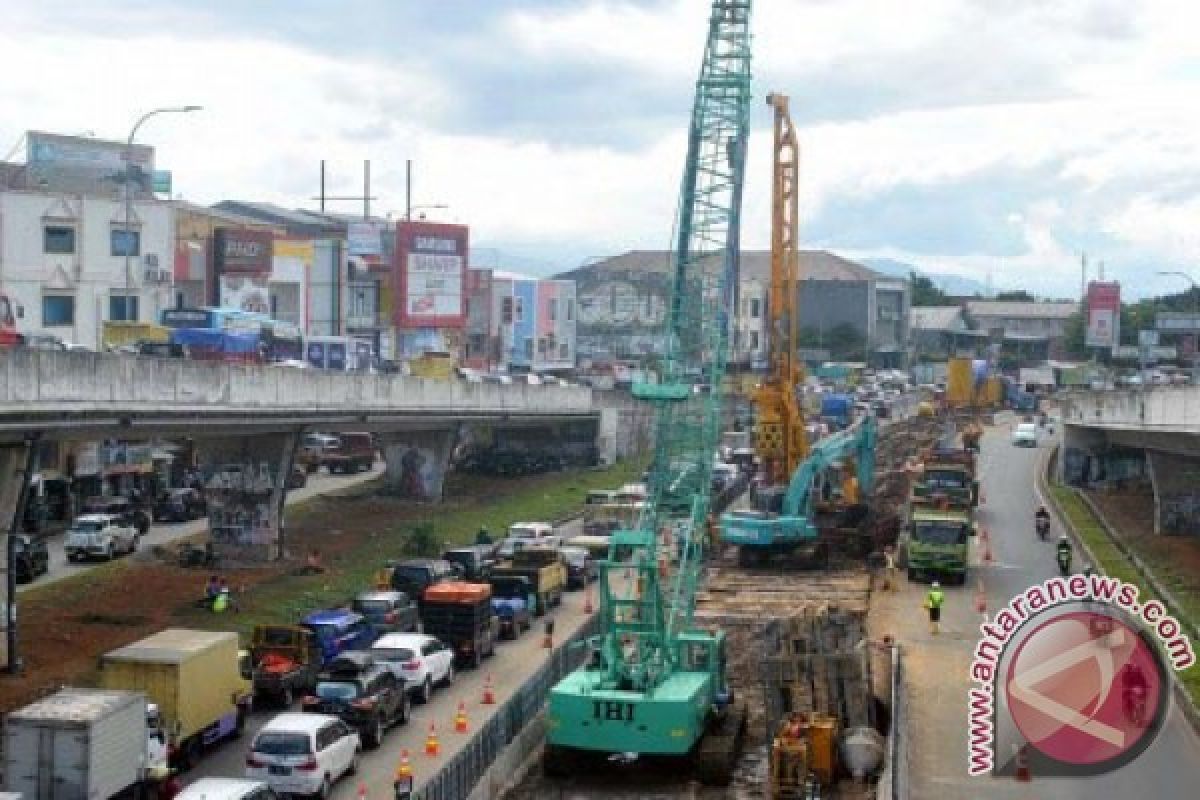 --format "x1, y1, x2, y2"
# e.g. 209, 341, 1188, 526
3, 0, 1200, 297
